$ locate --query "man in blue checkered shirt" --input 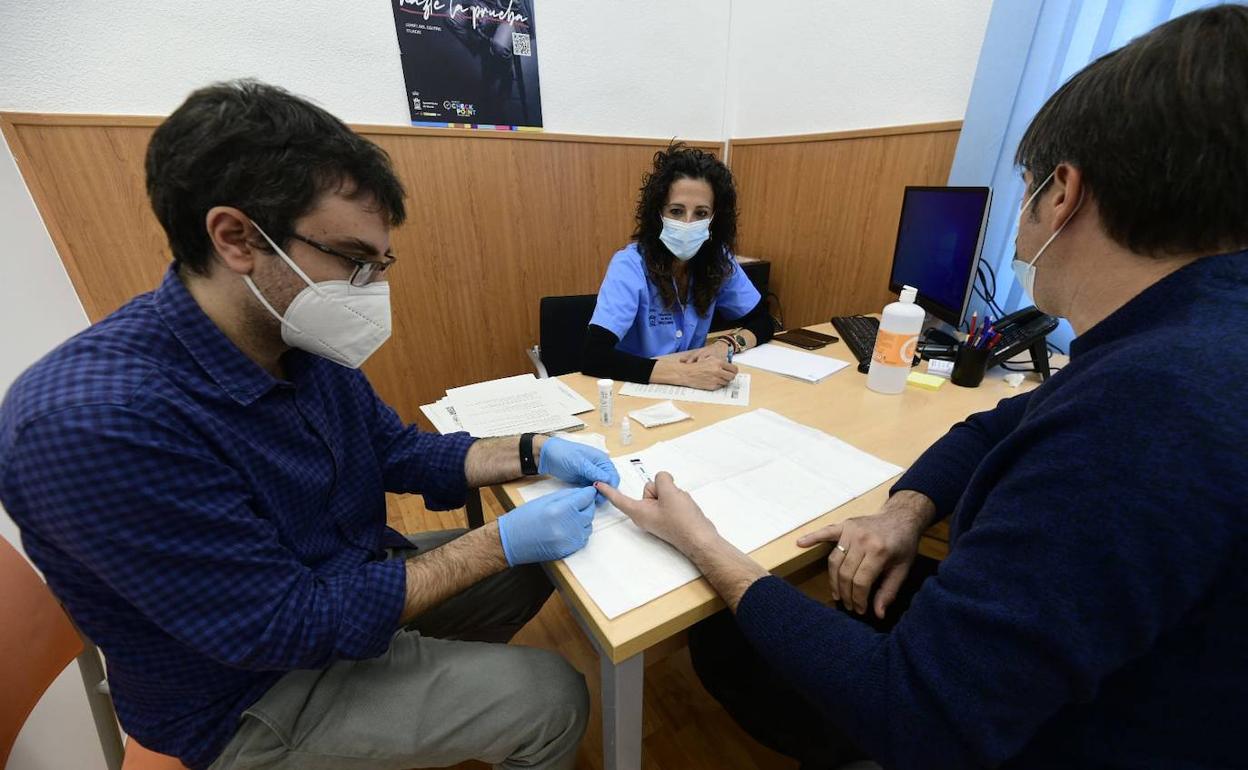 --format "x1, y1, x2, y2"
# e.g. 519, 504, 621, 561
0, 80, 620, 770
